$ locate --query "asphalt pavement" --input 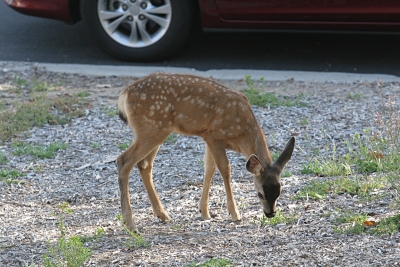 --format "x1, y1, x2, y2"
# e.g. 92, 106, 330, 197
1, 1, 400, 78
